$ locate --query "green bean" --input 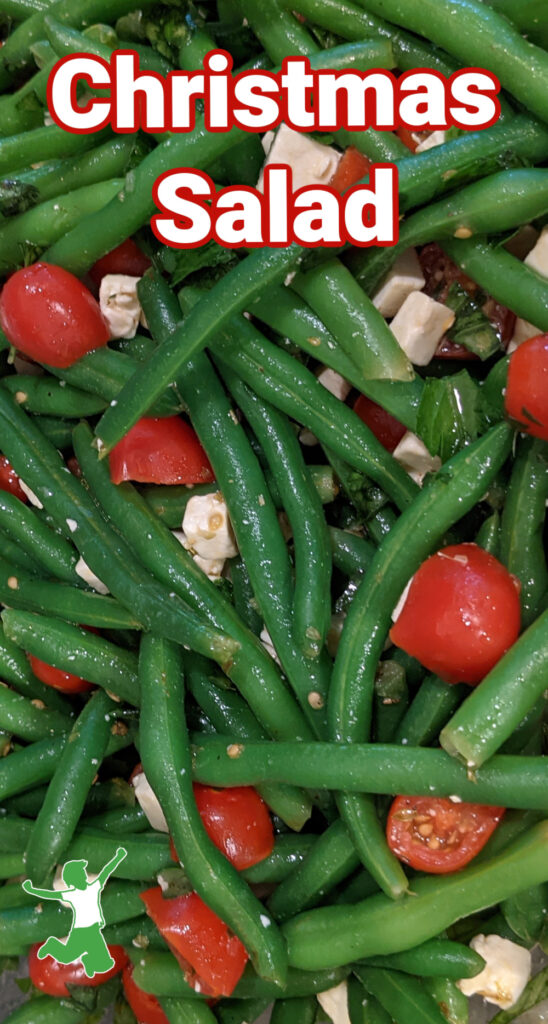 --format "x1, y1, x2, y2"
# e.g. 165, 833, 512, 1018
11, 135, 143, 207
242, 835, 318, 885
3, 996, 89, 1024
348, 974, 392, 1024
45, 15, 173, 75
83, 803, 148, 834
0, 683, 70, 741
441, 607, 548, 767
249, 287, 424, 431
0, 620, 72, 713
424, 978, 469, 1024
73, 421, 314, 746
270, 996, 317, 1024
475, 511, 500, 556
0, 488, 78, 582
500, 437, 548, 627
2, 609, 140, 703
334, 870, 381, 906
103, 913, 166, 949
0, 124, 110, 178
191, 737, 548, 812
0, 852, 24, 877
480, 0, 548, 47
0, 389, 239, 668
354, 966, 449, 1024
292, 261, 414, 384
160, 998, 219, 1024
373, 662, 408, 744
330, 529, 375, 577
2, 0, 50, 17
2, 374, 107, 417
442, 236, 548, 331
220, 367, 332, 659
65, 827, 172, 880
230, 556, 262, 637
140, 275, 331, 735
0, 880, 36, 911
502, 882, 548, 945
139, 633, 288, 986
216, 997, 272, 1024
0, 530, 44, 575
0, 57, 56, 137
25, 689, 117, 882
267, 819, 360, 922
361, 939, 485, 979
392, 676, 467, 748
354, 0, 548, 124
283, 821, 548, 970
186, 656, 312, 831
0, 732, 131, 805
328, 424, 512, 894
500, 696, 546, 756
33, 415, 73, 450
